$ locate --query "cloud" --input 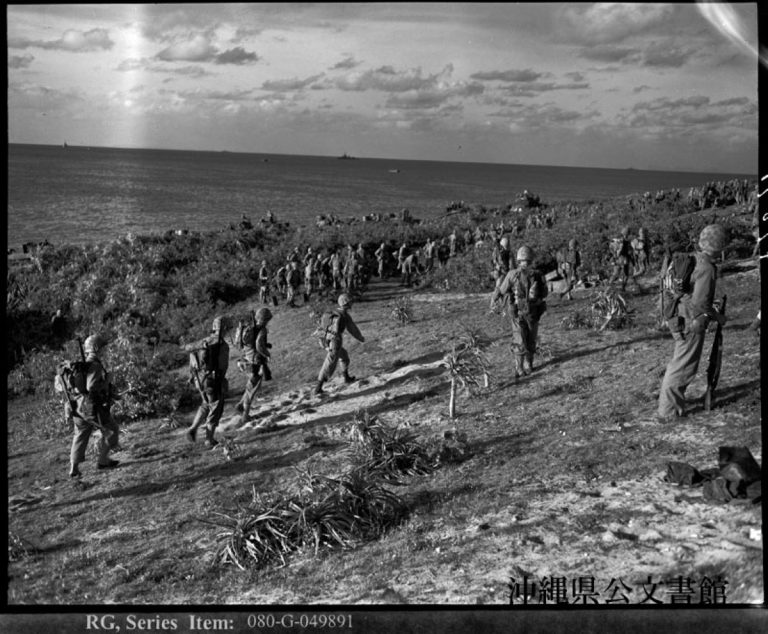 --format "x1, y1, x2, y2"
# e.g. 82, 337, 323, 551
489, 102, 599, 131
641, 42, 696, 68
117, 58, 212, 78
557, 4, 674, 45
384, 82, 484, 110
578, 45, 639, 63
498, 81, 590, 98
9, 28, 114, 52
332, 56, 361, 70
155, 36, 259, 65
9, 55, 34, 69
261, 75, 324, 91
156, 35, 217, 62
471, 69, 545, 82
214, 47, 259, 65
622, 95, 758, 135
